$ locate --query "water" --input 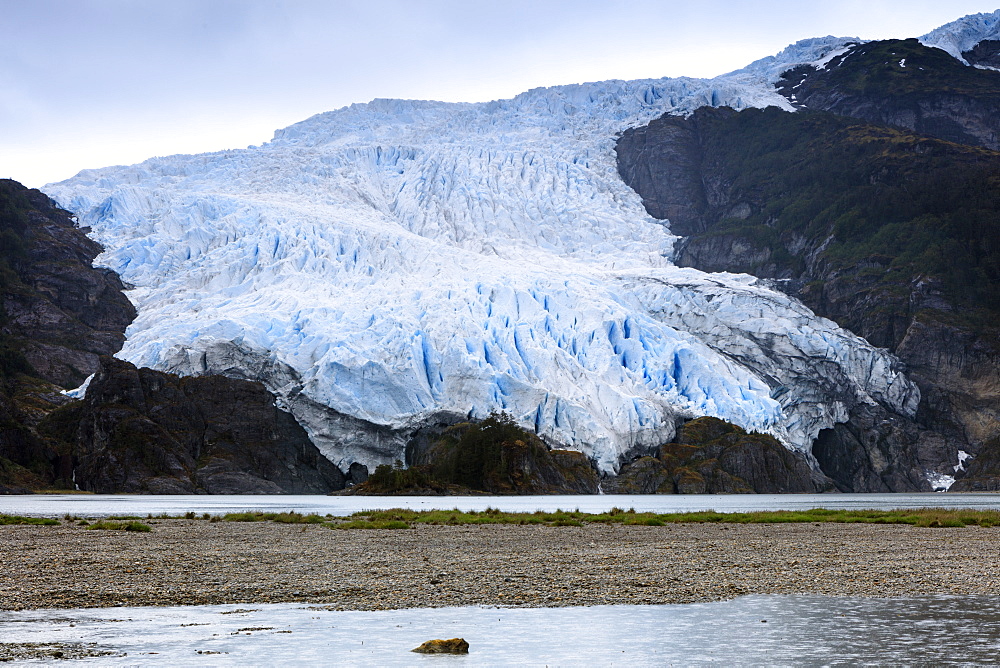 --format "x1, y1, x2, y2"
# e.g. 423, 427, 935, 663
1, 492, 999, 518
3, 595, 998, 666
